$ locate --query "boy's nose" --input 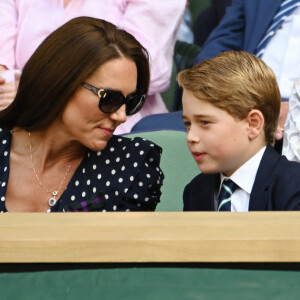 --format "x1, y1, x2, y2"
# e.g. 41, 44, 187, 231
186, 127, 200, 144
